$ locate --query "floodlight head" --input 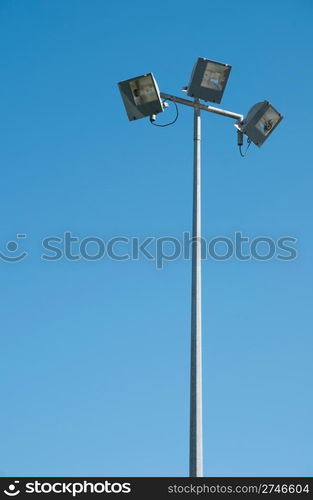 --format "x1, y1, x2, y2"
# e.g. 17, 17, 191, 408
187, 57, 232, 104
118, 73, 164, 121
237, 101, 283, 146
